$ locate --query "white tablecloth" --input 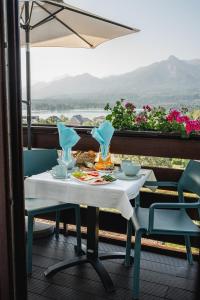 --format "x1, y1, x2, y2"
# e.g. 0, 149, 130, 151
24, 169, 156, 220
